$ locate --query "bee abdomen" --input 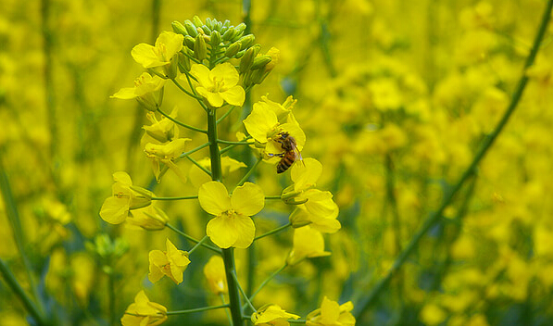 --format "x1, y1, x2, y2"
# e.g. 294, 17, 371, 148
277, 152, 296, 173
